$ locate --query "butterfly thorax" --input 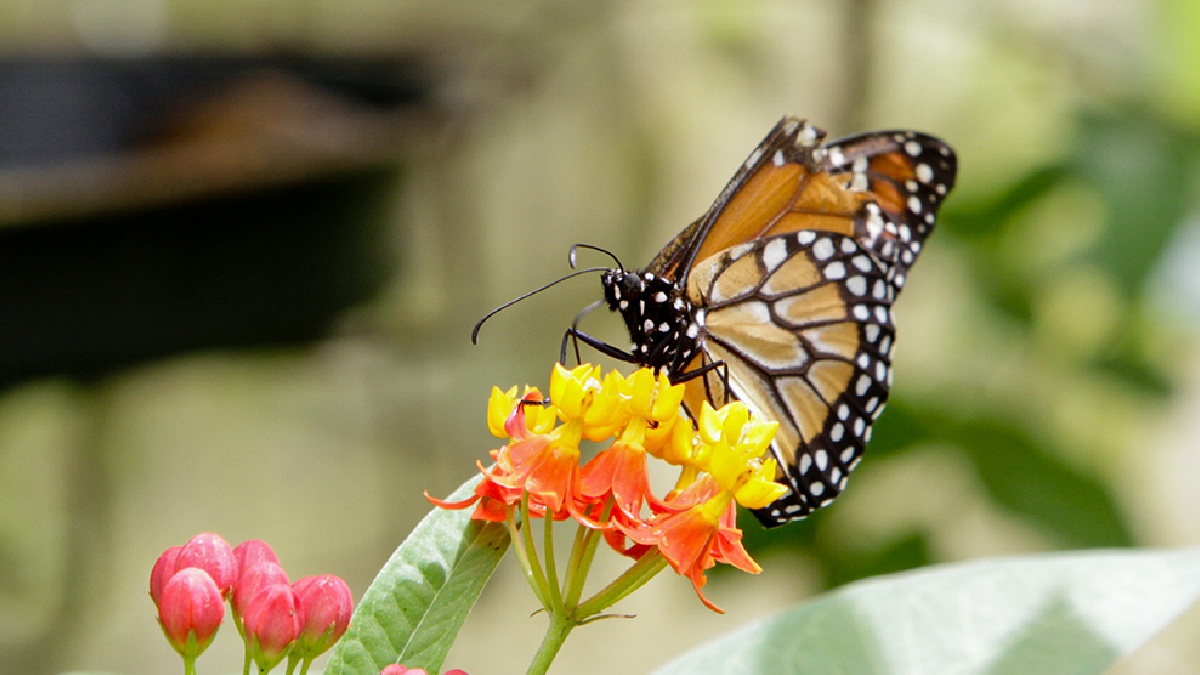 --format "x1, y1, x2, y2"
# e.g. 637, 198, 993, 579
601, 269, 702, 373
